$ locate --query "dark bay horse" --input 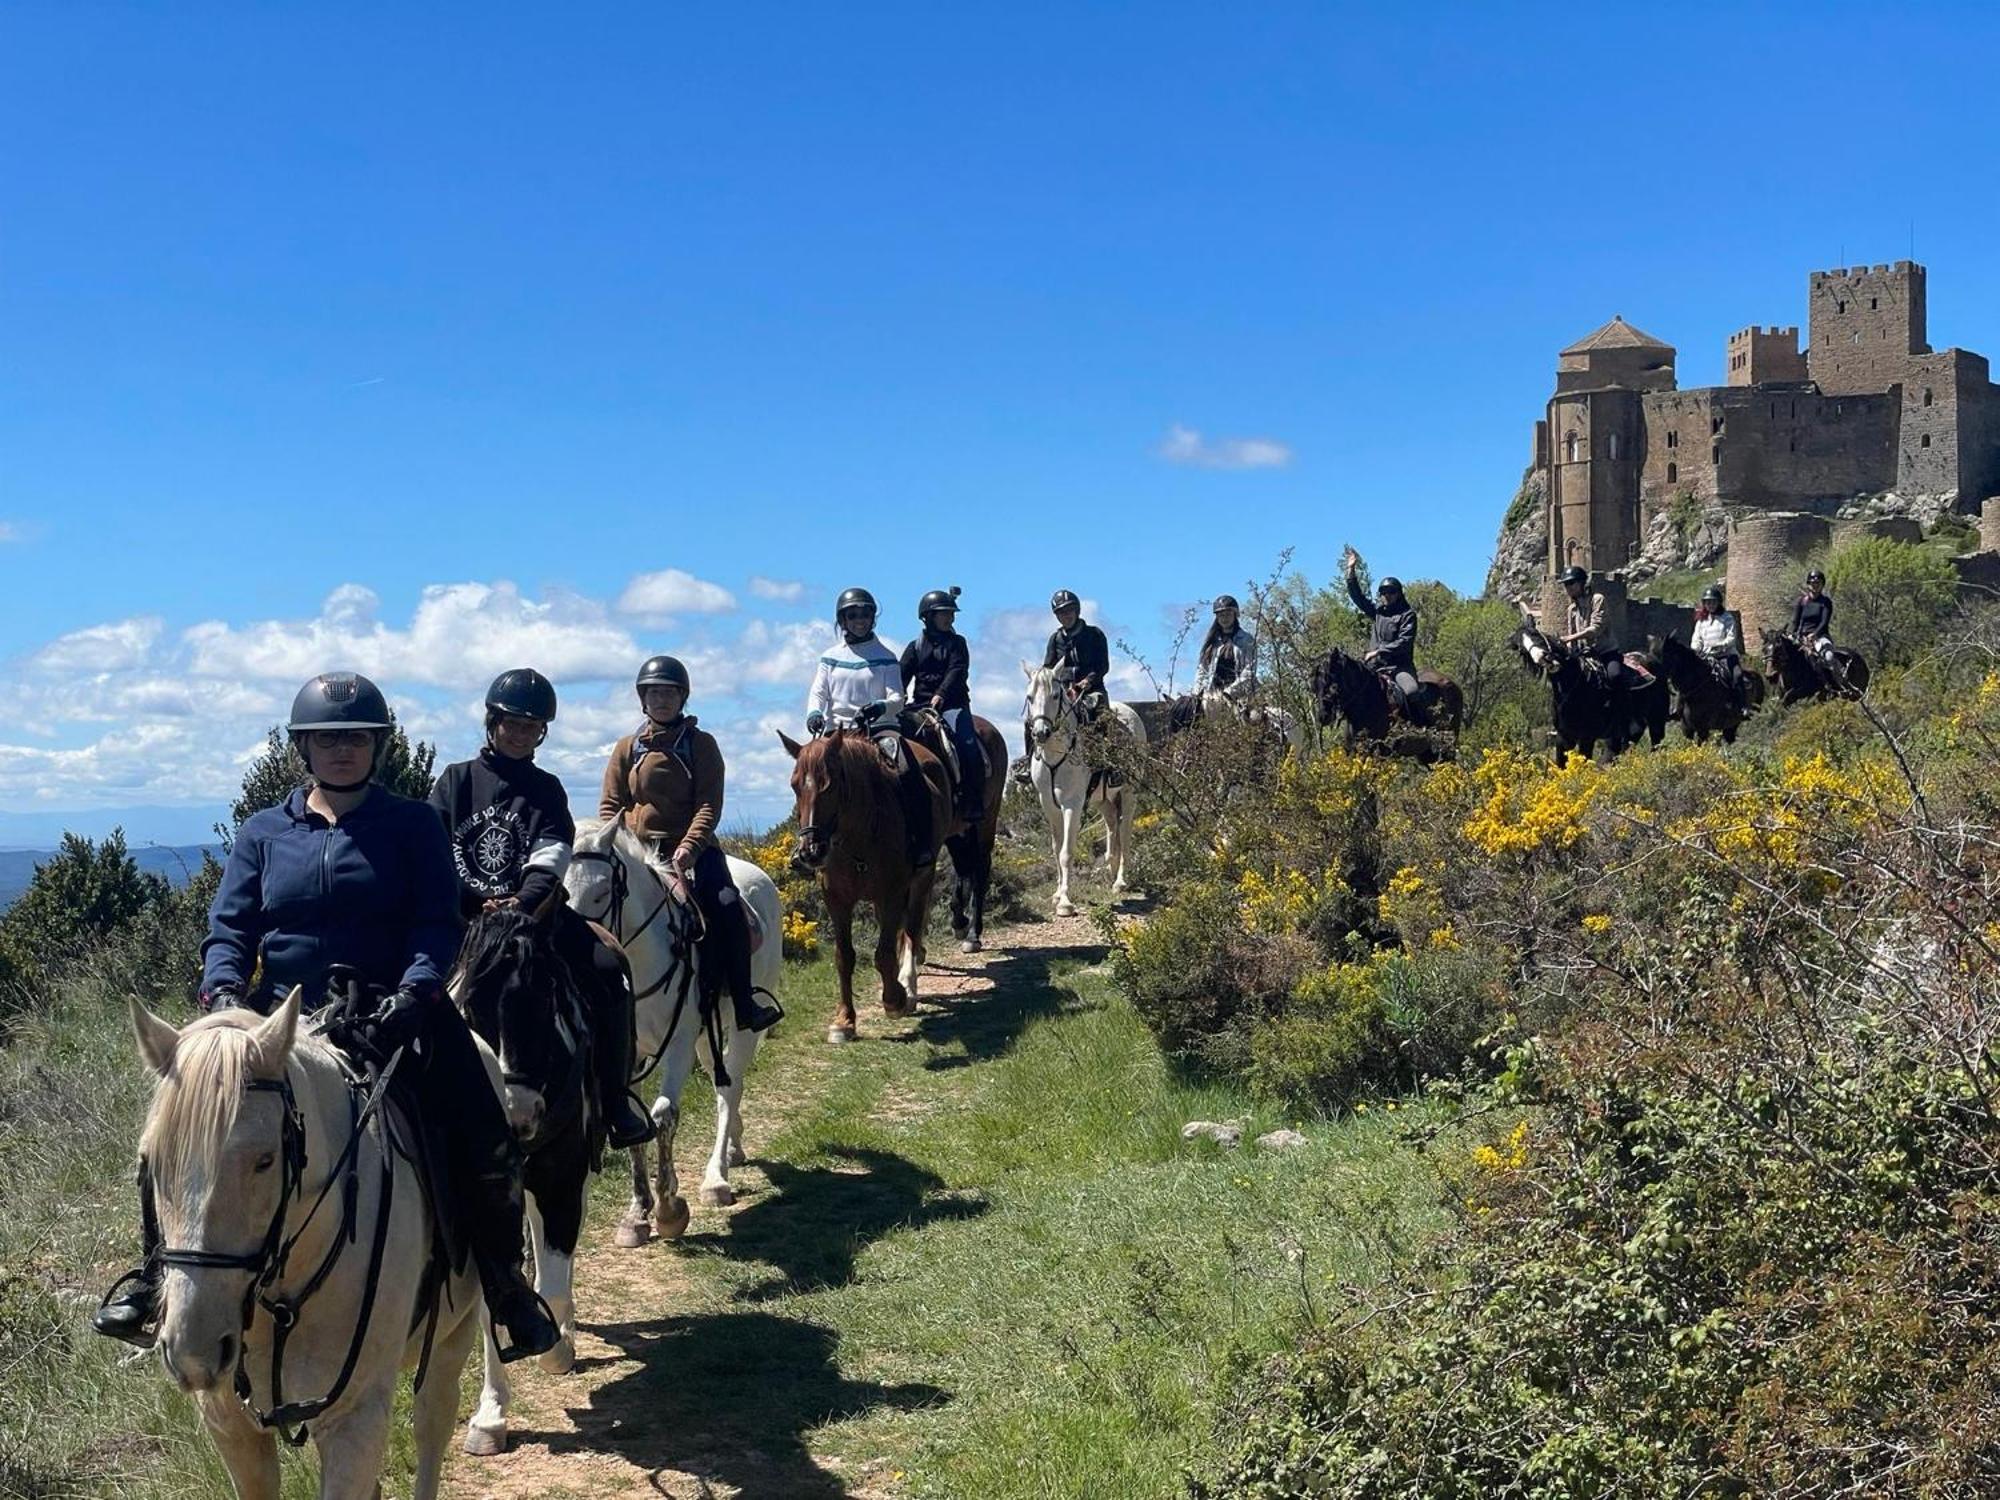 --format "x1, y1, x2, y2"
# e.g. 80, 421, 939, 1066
1513, 619, 1668, 760
1762, 629, 1870, 704
778, 726, 952, 1042
1308, 646, 1462, 763
1659, 635, 1764, 745
906, 707, 1011, 953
